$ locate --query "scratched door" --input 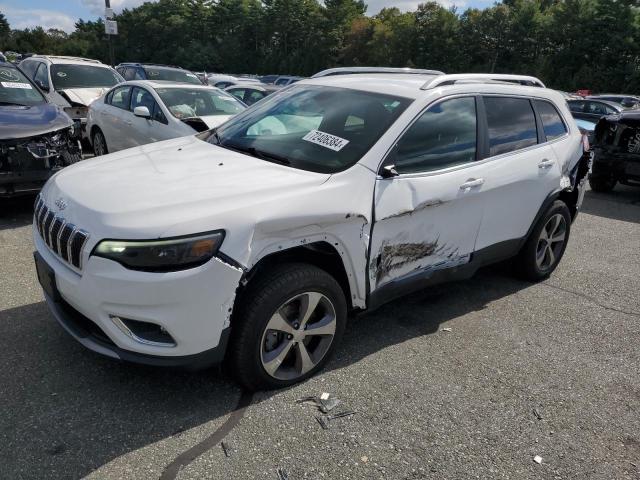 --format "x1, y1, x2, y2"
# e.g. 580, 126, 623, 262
368, 95, 487, 292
